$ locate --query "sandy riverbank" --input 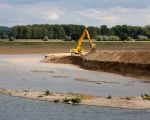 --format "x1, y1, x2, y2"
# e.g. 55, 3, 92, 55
0, 88, 150, 110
